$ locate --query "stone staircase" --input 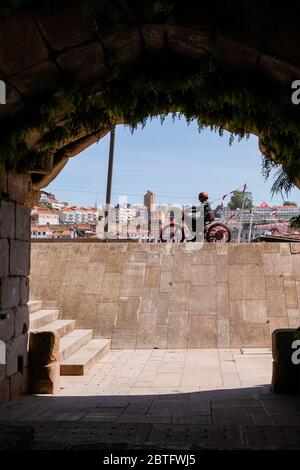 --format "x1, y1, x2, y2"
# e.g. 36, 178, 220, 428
28, 300, 111, 376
